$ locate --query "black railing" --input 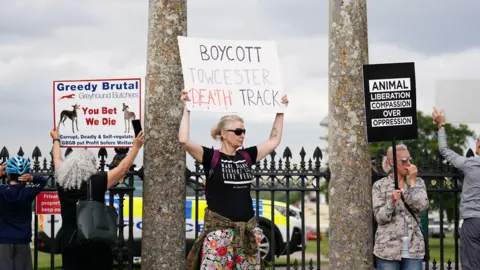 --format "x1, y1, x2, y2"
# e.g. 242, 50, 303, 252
0, 144, 468, 270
